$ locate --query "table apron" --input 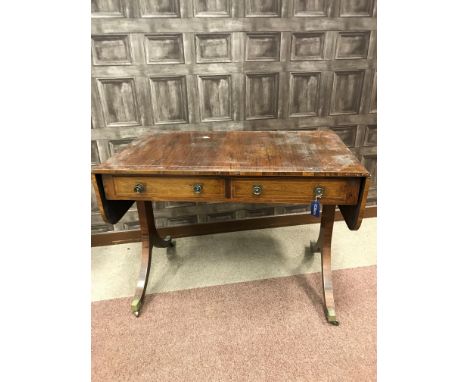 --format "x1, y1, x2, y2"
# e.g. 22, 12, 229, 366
101, 175, 361, 205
